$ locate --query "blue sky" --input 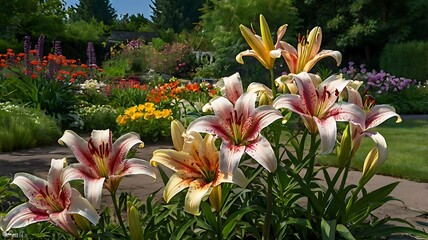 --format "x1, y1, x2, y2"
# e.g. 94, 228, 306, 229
64, 0, 153, 19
